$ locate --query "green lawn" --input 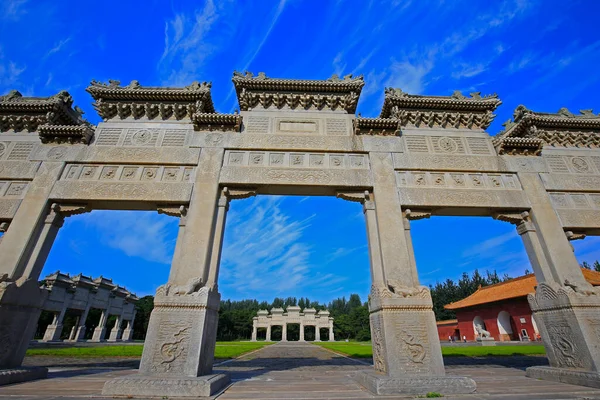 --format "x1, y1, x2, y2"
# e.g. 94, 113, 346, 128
26, 342, 274, 359
316, 342, 546, 358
